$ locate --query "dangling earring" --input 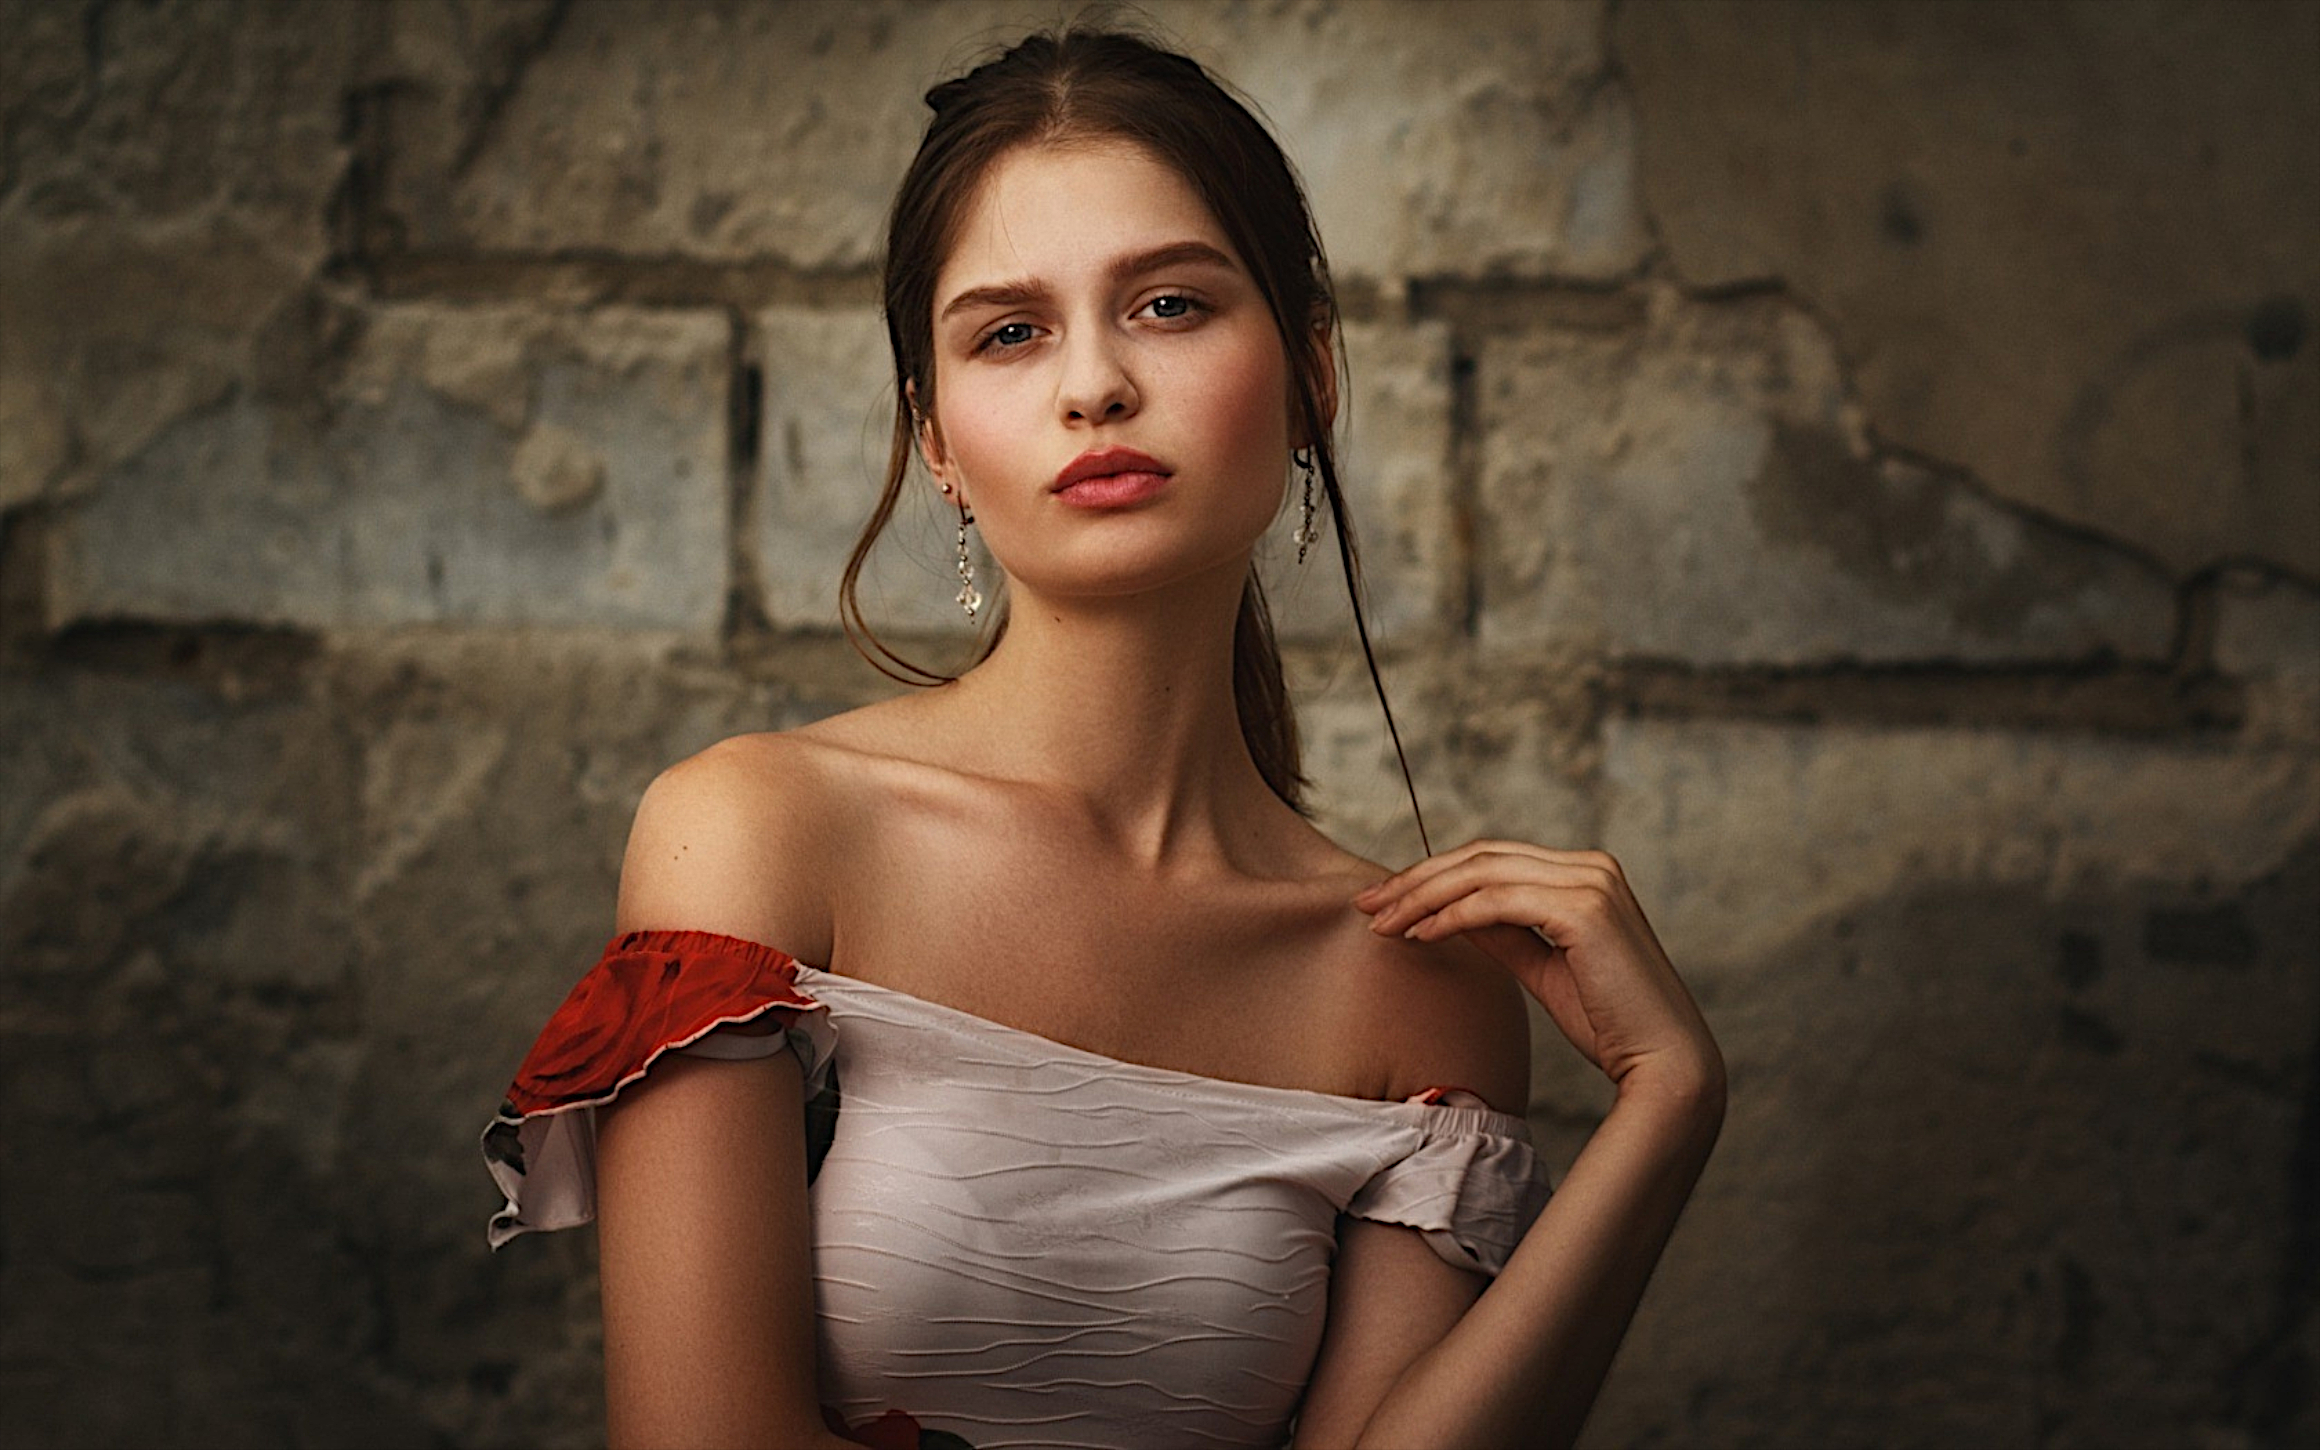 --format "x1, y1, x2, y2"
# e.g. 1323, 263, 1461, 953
953, 503, 983, 621
1291, 449, 1318, 565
